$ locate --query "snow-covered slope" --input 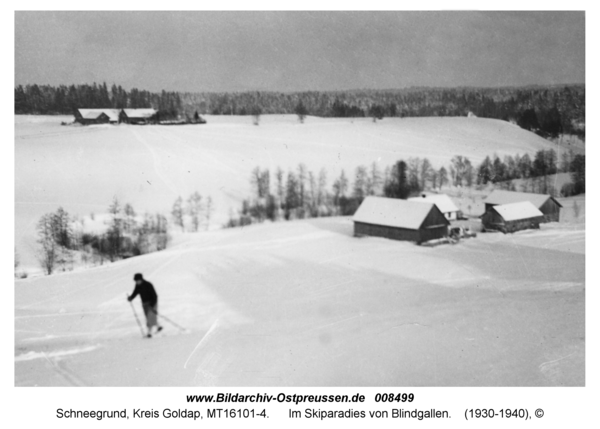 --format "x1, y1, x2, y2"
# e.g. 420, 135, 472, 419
15, 114, 560, 272
15, 216, 584, 386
